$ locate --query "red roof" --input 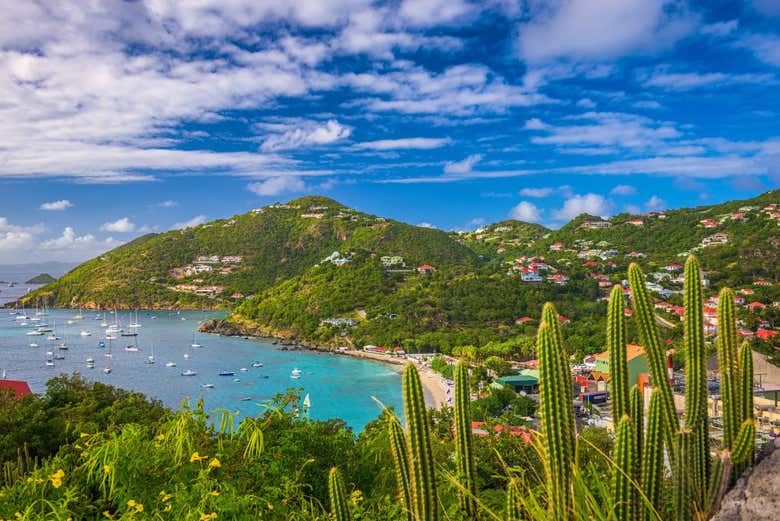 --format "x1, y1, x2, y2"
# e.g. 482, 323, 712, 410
0, 380, 32, 399
756, 329, 778, 341
748, 302, 766, 311
417, 265, 435, 270
515, 317, 534, 324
